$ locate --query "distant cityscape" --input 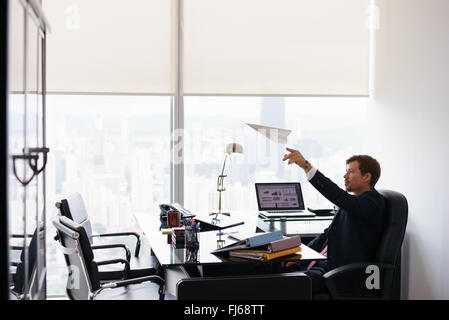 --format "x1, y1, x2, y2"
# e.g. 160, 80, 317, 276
8, 94, 367, 296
